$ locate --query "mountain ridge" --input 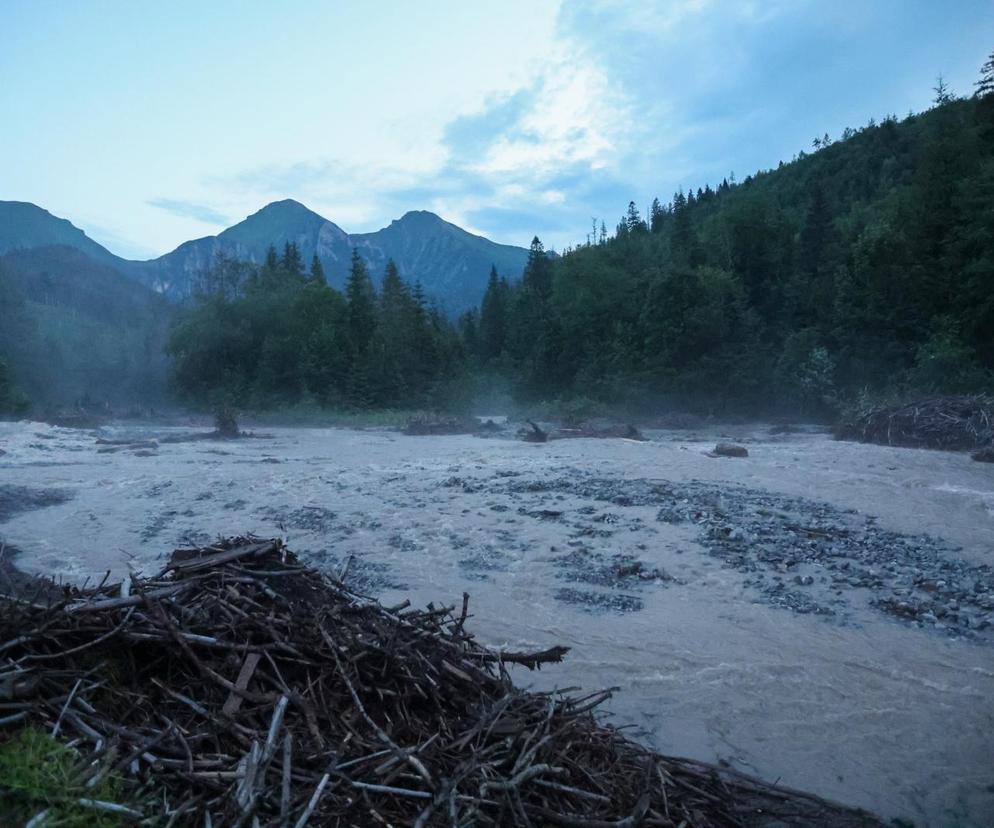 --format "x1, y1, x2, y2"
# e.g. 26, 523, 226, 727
0, 199, 530, 313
